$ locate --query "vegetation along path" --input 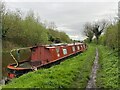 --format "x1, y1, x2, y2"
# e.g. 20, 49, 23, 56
86, 48, 99, 88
